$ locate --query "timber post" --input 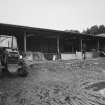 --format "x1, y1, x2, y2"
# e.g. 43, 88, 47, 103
80, 39, 83, 52
24, 32, 27, 53
56, 35, 61, 60
97, 39, 100, 51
